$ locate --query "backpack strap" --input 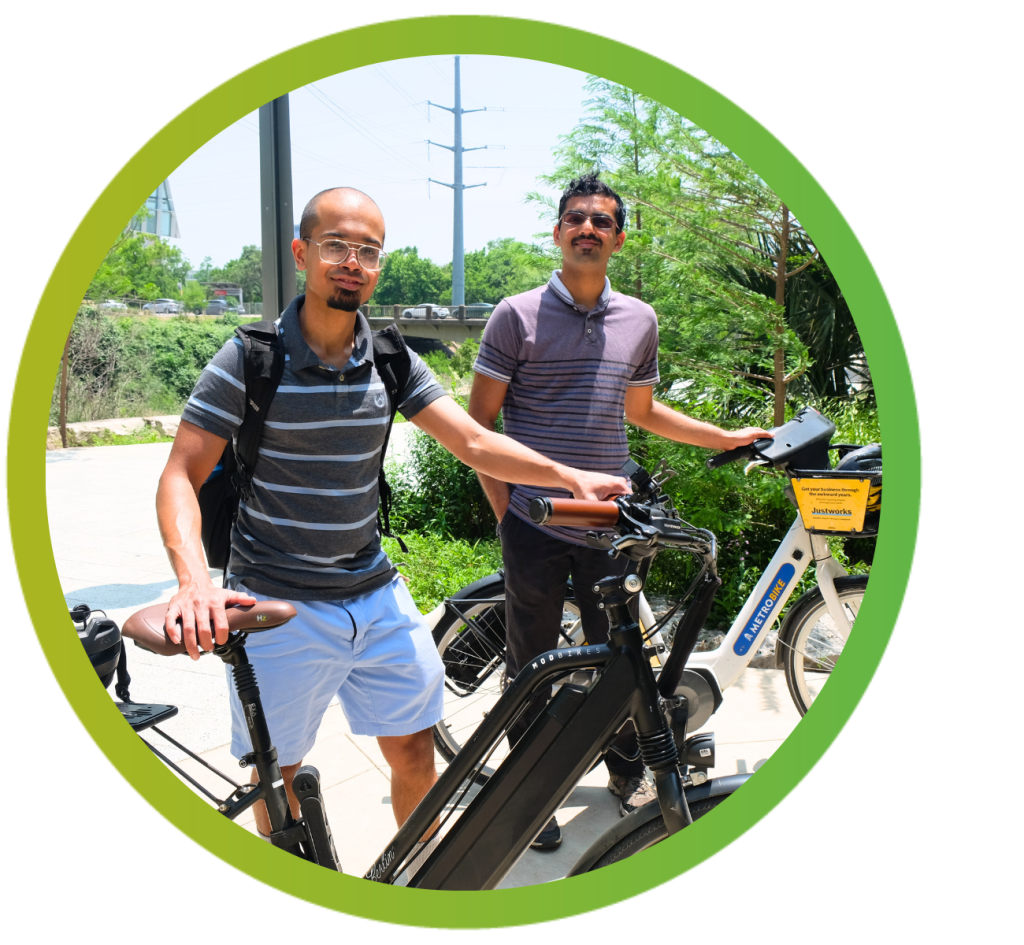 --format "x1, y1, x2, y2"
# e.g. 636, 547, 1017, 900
232, 321, 286, 504
372, 325, 412, 553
